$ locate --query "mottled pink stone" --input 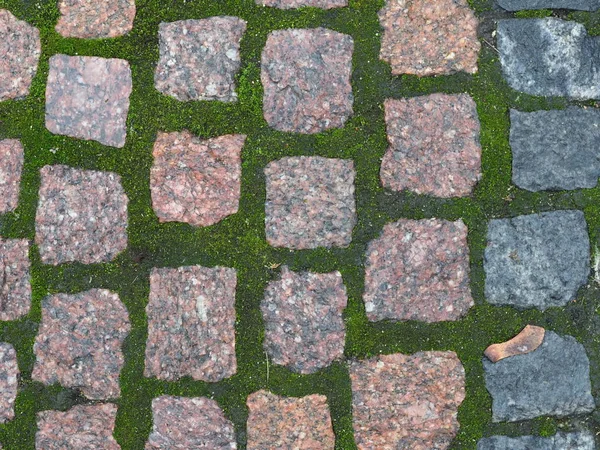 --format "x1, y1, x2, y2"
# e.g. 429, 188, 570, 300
0, 140, 24, 213
350, 352, 466, 450
257, 0, 347, 8
55, 0, 136, 38
364, 218, 473, 323
247, 390, 335, 450
378, 0, 480, 76
0, 9, 40, 101
0, 238, 31, 321
151, 132, 245, 227
0, 343, 18, 424
381, 94, 482, 197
